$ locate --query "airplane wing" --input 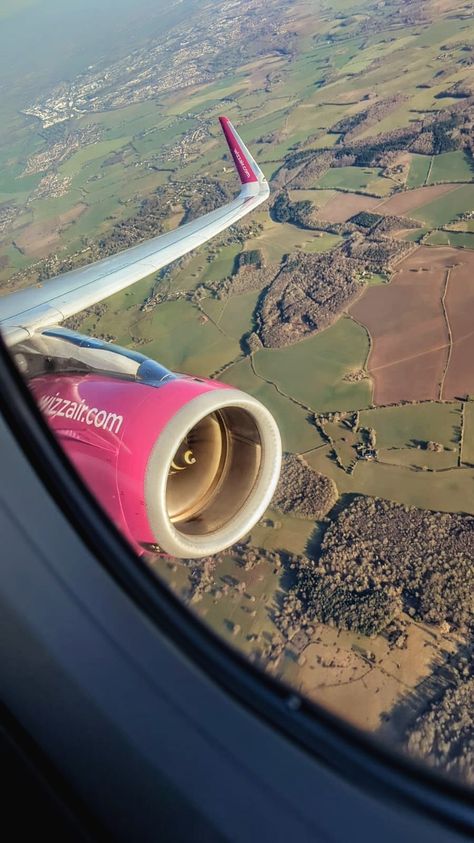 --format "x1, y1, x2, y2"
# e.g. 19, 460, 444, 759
0, 116, 269, 347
